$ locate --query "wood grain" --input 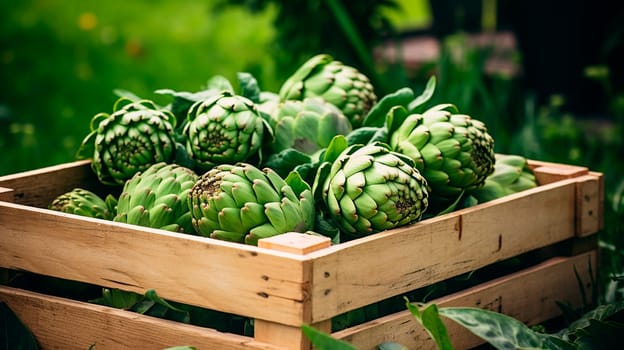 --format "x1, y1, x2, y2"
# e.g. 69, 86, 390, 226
308, 179, 580, 321
0, 202, 312, 326
0, 286, 285, 350
334, 250, 597, 350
